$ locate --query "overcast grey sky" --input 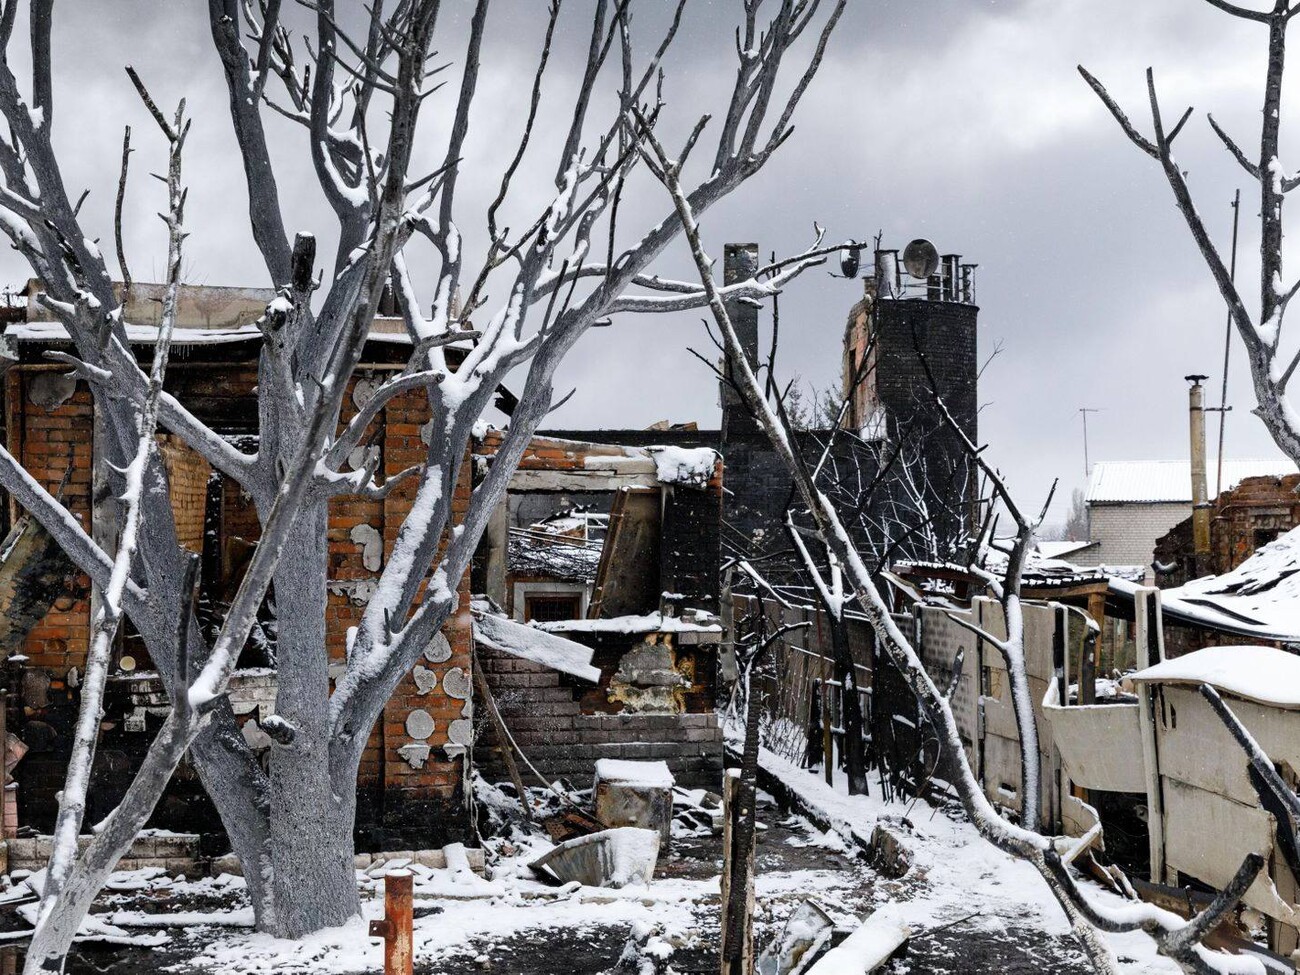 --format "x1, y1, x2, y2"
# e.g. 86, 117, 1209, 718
7, 0, 1299, 523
